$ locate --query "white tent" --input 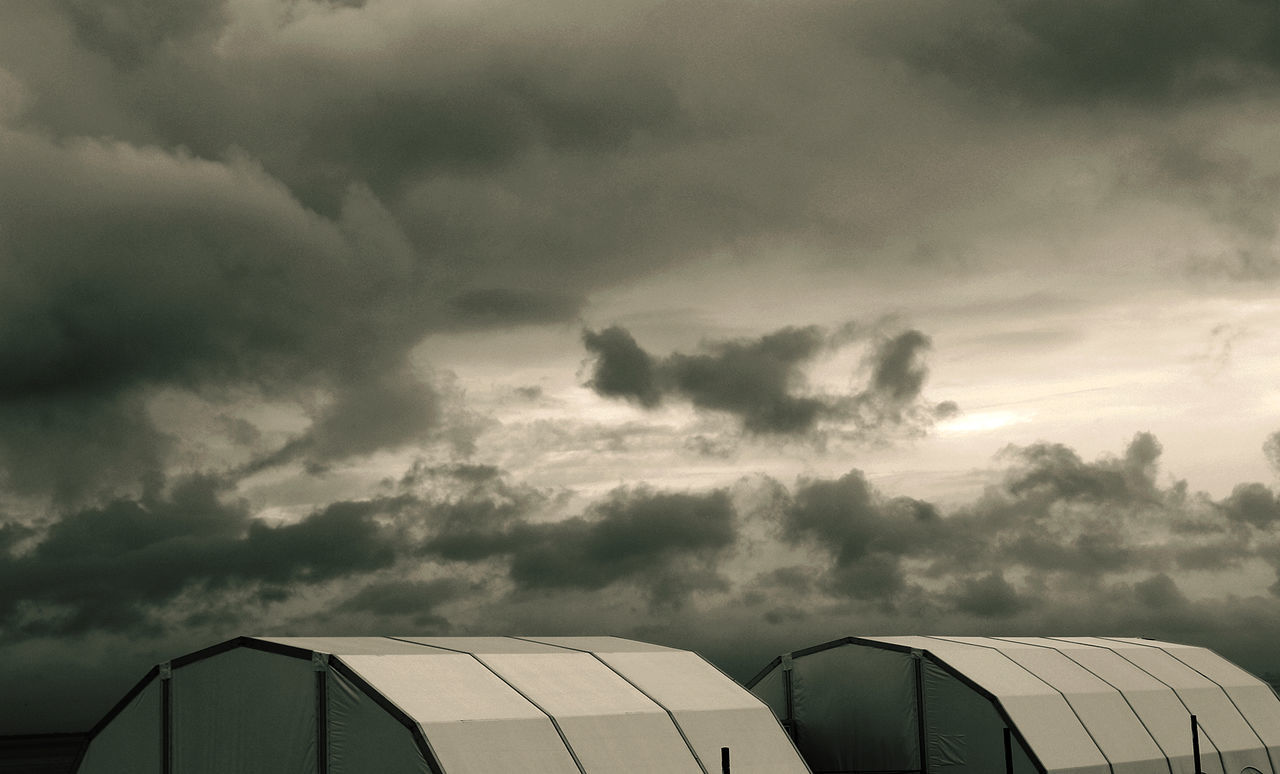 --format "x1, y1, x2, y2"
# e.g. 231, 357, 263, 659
747, 635, 1280, 774
76, 635, 808, 774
